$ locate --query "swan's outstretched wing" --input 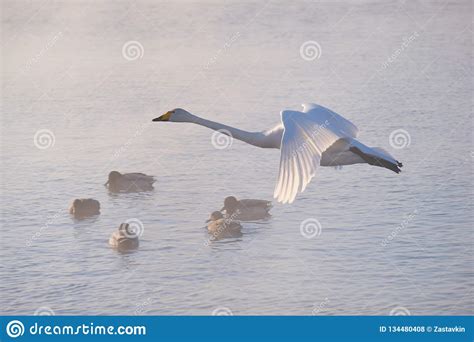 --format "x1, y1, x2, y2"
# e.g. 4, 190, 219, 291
302, 103, 359, 138
274, 103, 358, 204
